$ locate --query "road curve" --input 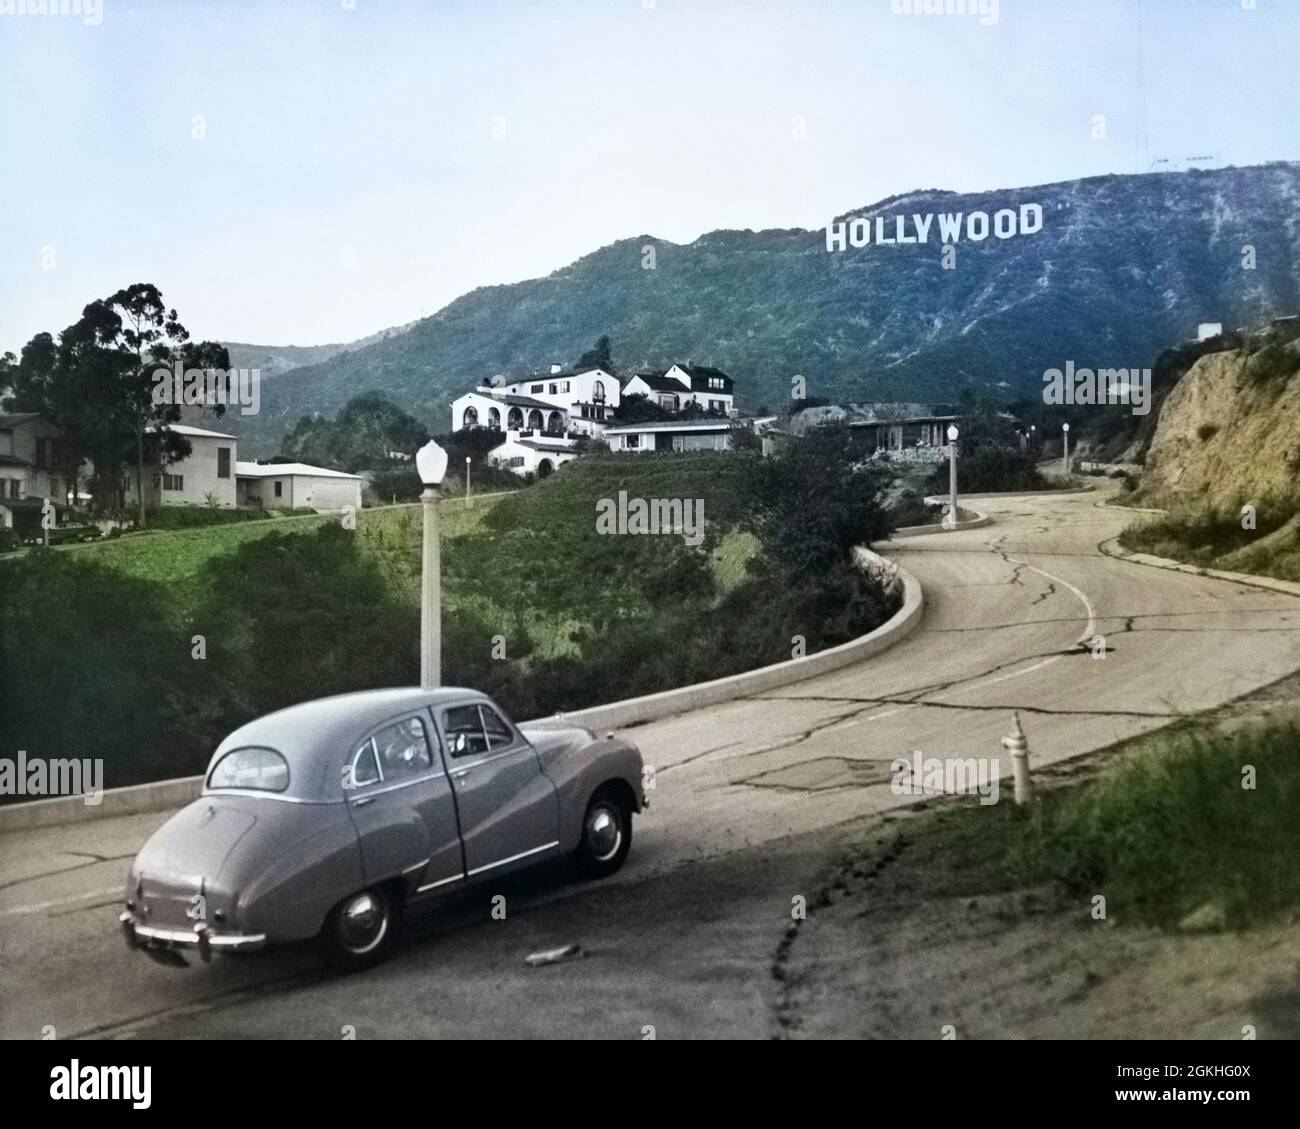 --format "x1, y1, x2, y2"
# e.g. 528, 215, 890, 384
3, 484, 1300, 1038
